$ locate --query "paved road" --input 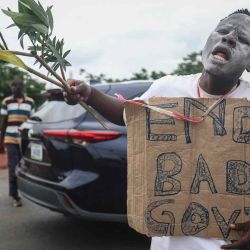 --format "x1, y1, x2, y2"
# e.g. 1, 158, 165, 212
0, 169, 150, 250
